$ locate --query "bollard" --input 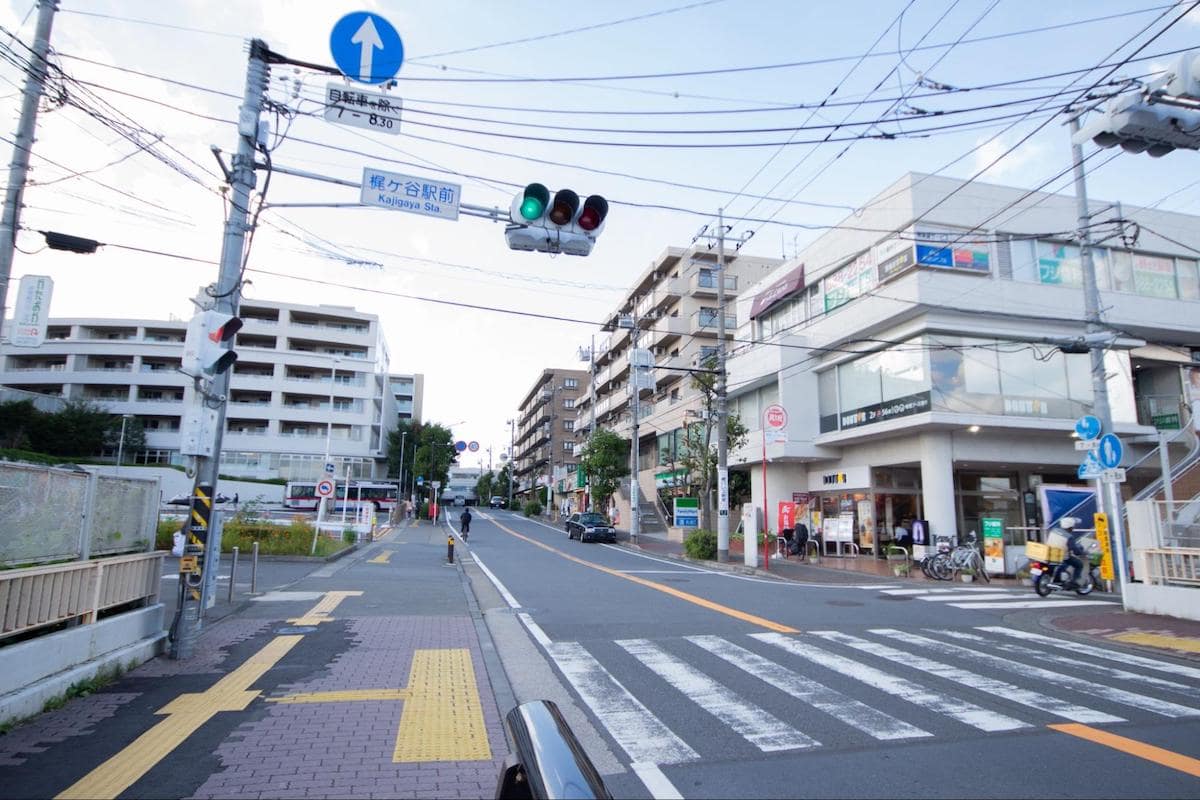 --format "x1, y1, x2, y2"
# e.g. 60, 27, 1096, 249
447, 535, 455, 565
250, 541, 259, 594
228, 546, 239, 603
